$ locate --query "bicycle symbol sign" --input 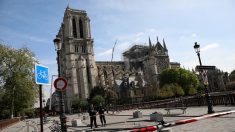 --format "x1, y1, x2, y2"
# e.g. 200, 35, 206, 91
35, 64, 49, 85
